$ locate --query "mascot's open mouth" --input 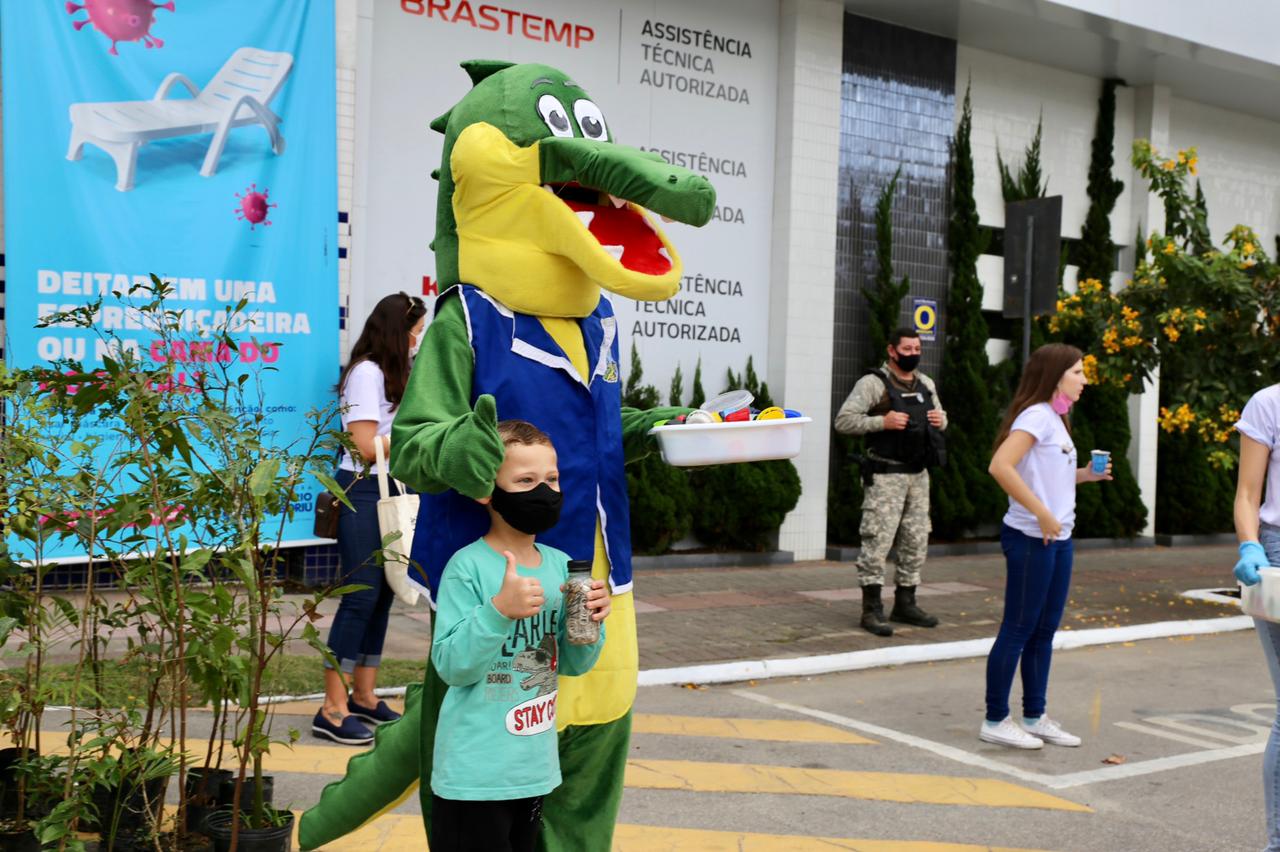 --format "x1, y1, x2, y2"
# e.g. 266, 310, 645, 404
544, 182, 673, 276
